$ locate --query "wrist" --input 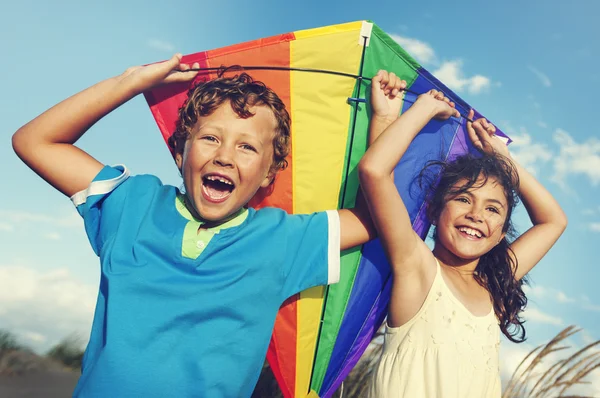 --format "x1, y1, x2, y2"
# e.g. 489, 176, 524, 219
412, 96, 440, 119
372, 113, 397, 125
116, 69, 147, 97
